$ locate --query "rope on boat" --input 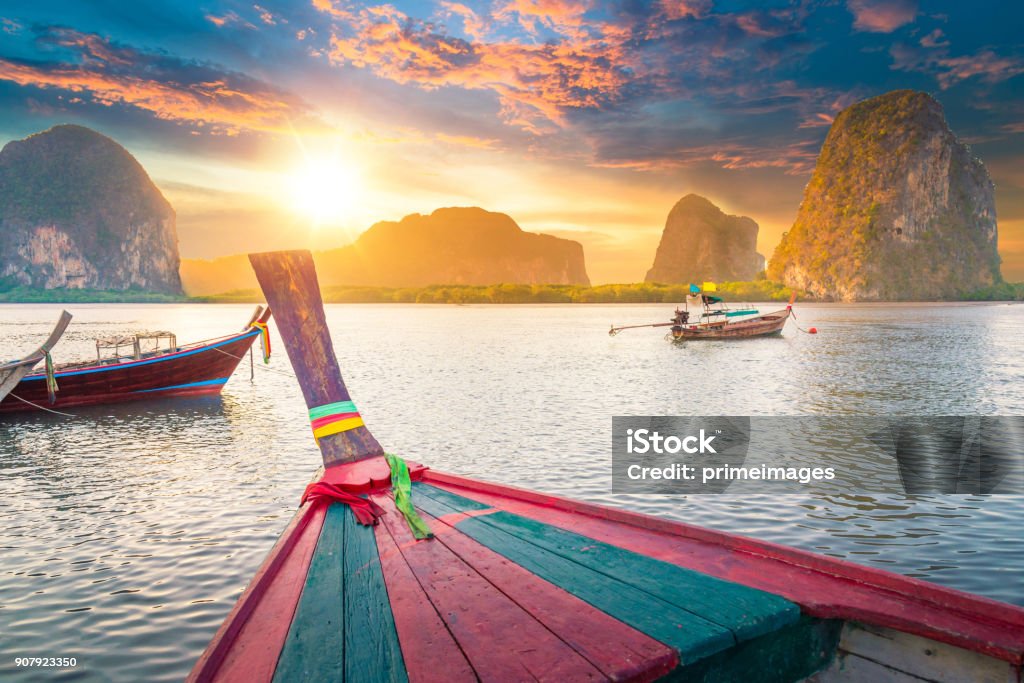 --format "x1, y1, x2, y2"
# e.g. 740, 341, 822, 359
6, 392, 77, 417
209, 345, 295, 378
788, 308, 818, 334
308, 401, 364, 444
386, 453, 434, 539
